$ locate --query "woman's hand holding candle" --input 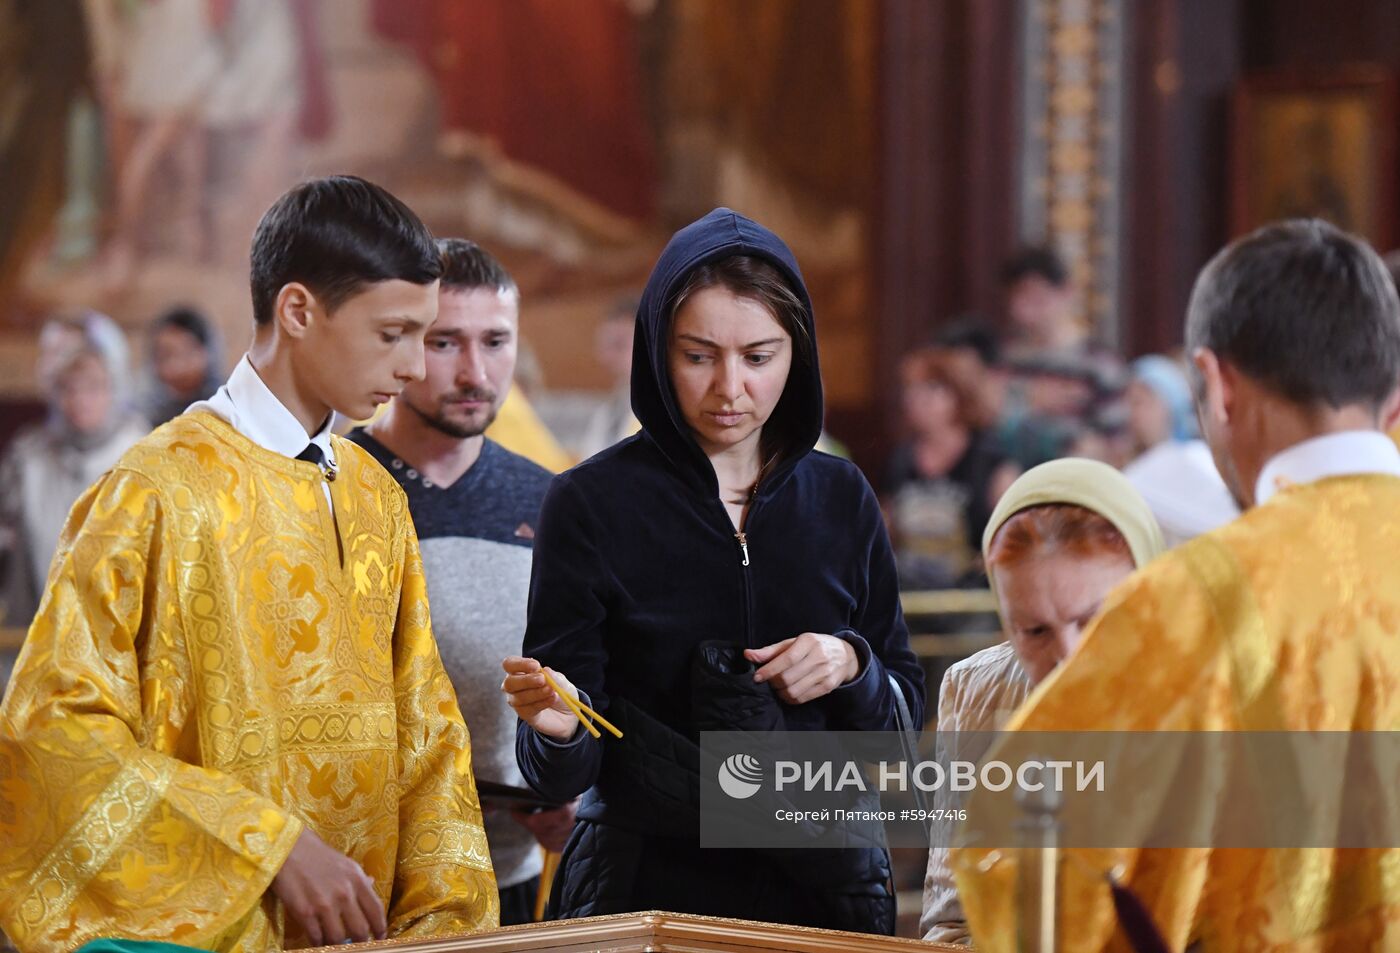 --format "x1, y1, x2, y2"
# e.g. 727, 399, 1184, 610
502, 655, 585, 741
